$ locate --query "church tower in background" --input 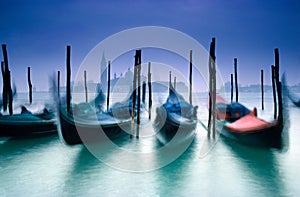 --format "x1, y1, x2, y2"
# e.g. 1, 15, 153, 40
100, 52, 107, 92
